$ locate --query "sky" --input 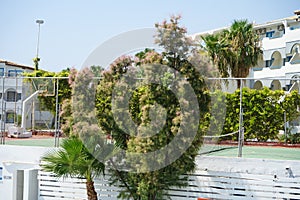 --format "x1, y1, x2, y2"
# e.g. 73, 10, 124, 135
1, 0, 300, 72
